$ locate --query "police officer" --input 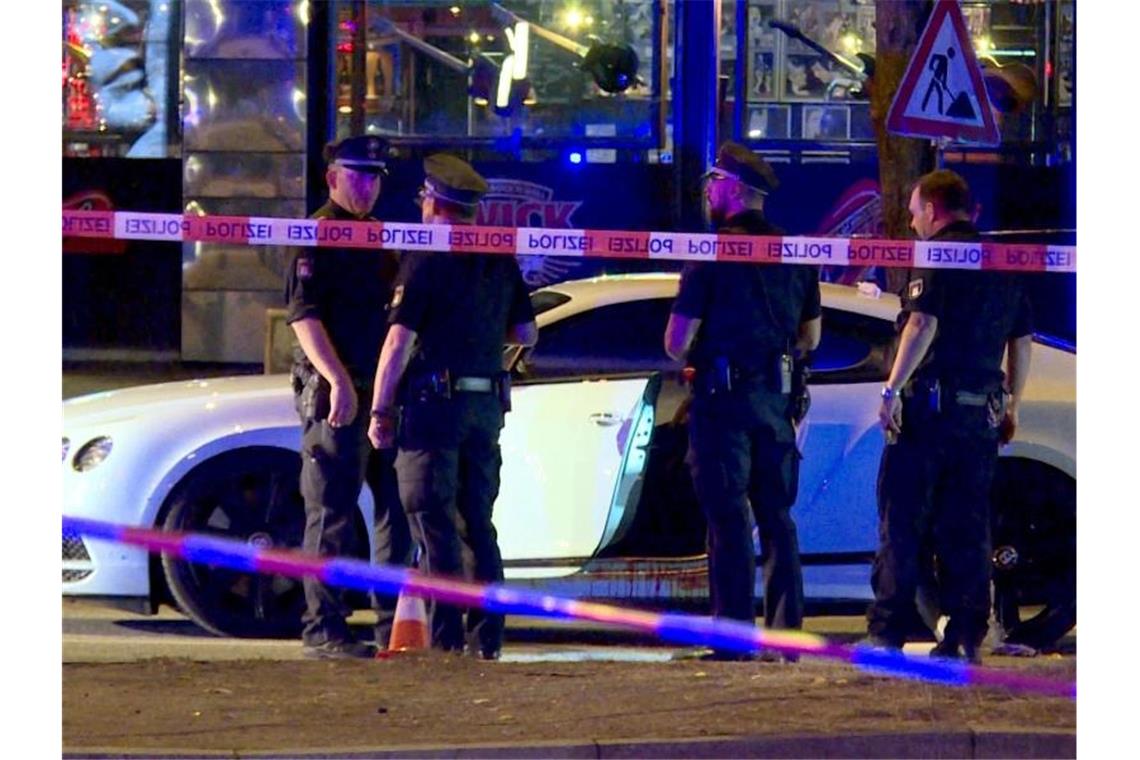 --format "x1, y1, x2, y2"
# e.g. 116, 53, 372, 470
865, 169, 1033, 664
368, 154, 537, 660
284, 135, 413, 659
664, 142, 822, 661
